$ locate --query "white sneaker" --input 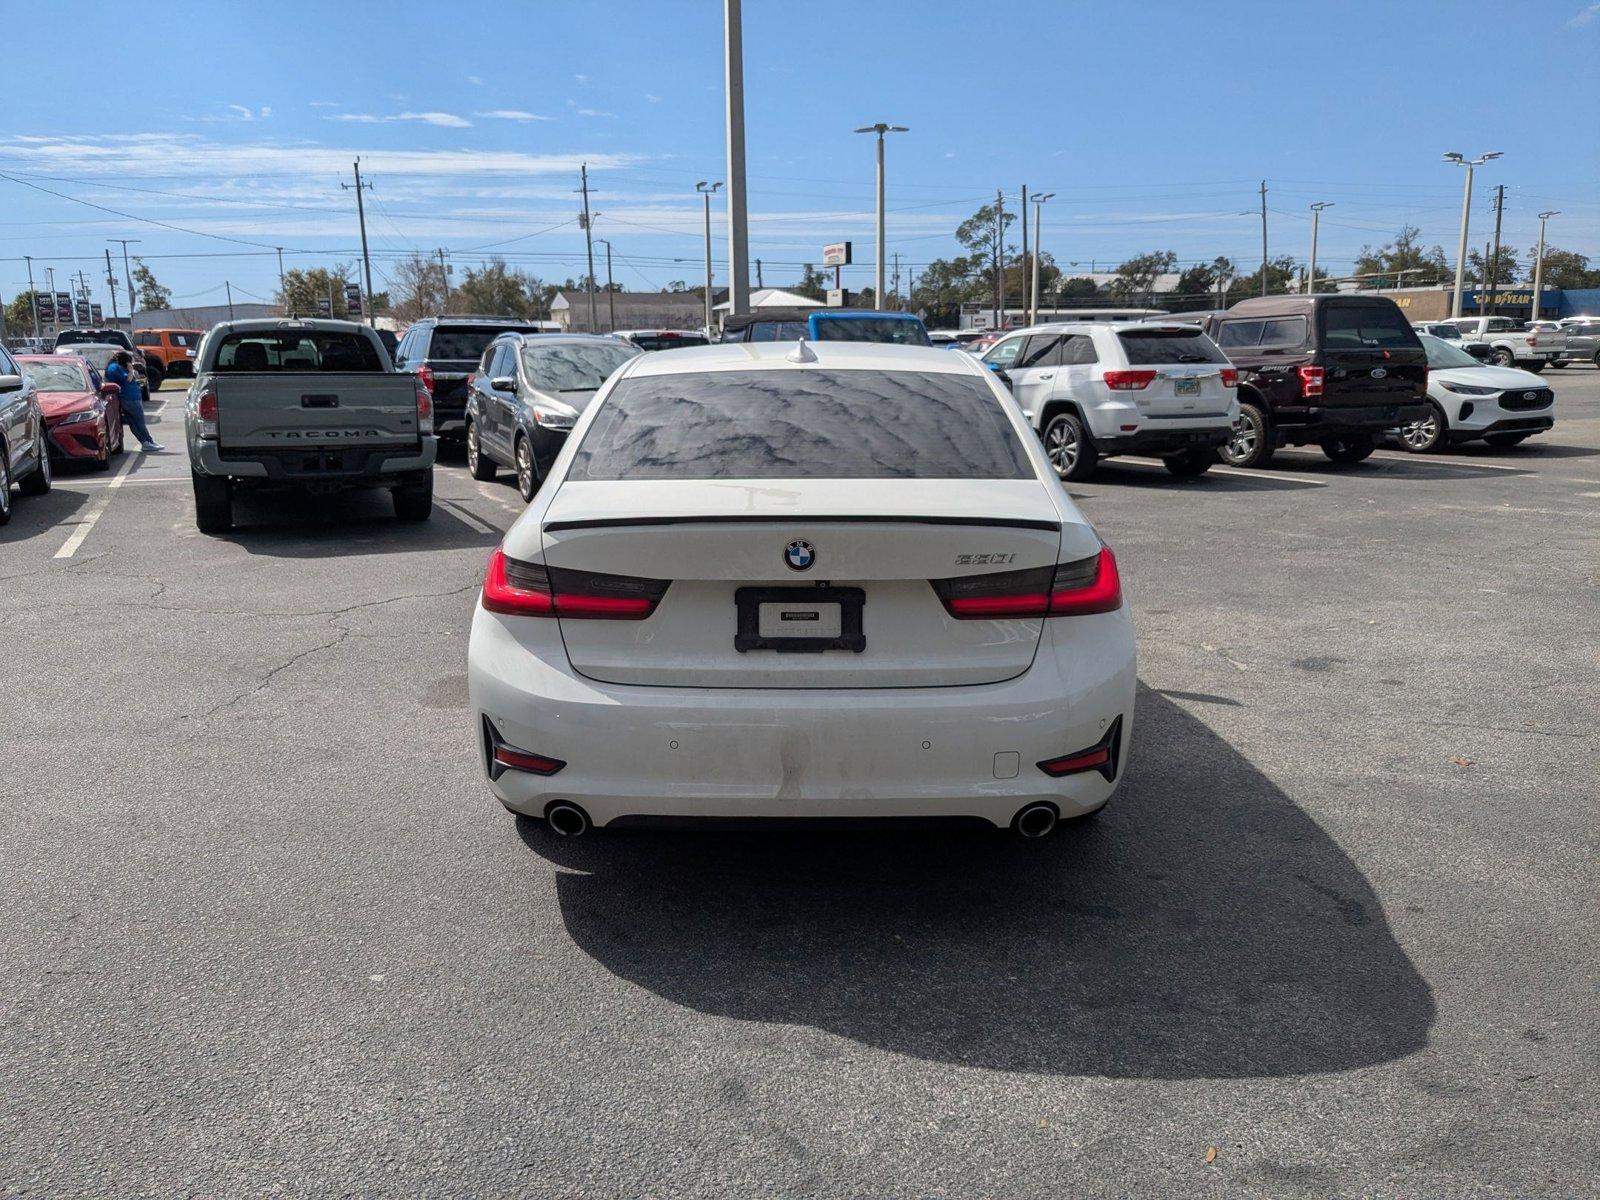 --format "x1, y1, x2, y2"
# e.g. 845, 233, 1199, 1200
142, 442, 165, 452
